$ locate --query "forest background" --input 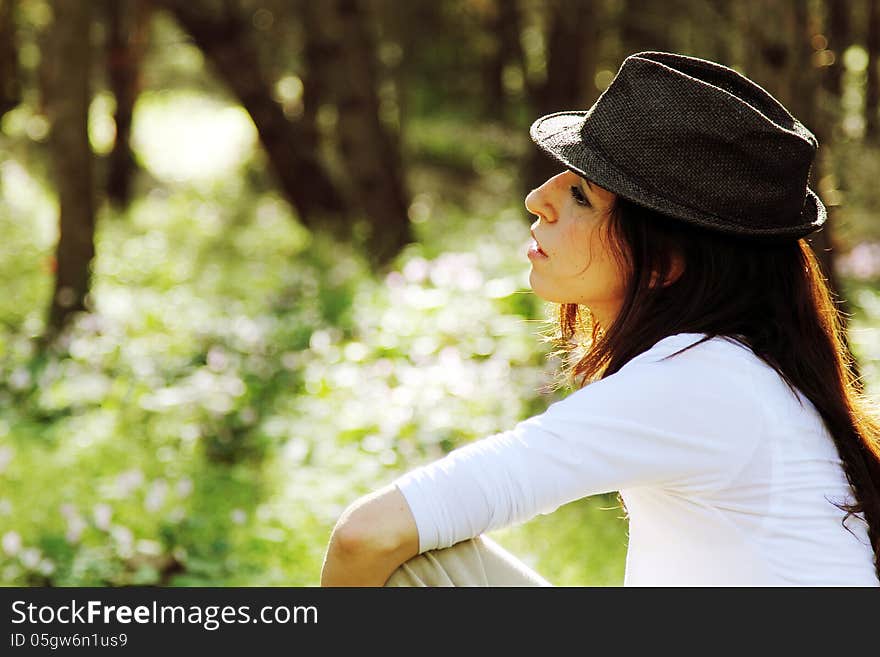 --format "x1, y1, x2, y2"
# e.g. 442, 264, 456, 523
2, 0, 880, 586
